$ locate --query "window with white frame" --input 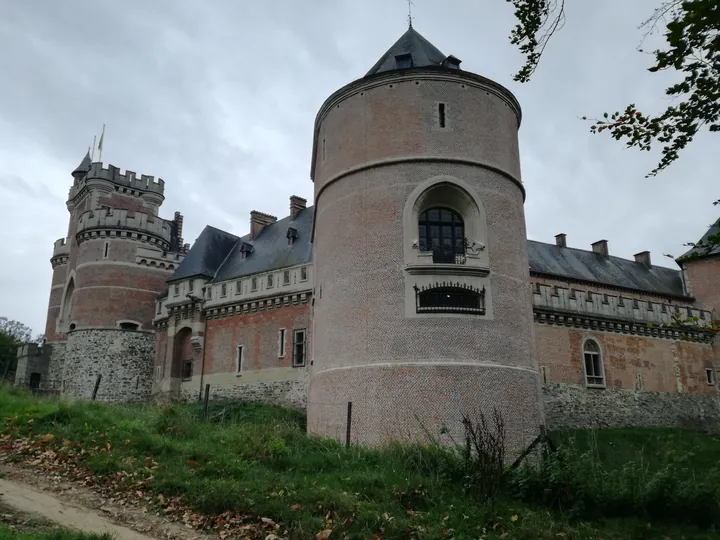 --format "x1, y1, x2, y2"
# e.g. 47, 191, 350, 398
174, 283, 180, 296
300, 266, 308, 281
156, 302, 162, 315
236, 280, 242, 294
221, 283, 227, 297
206, 287, 212, 299
188, 280, 194, 292
292, 329, 306, 367
251, 277, 258, 291
236, 345, 244, 374
278, 329, 286, 358
267, 274, 274, 288
283, 270, 290, 285
705, 368, 715, 385
583, 340, 605, 387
